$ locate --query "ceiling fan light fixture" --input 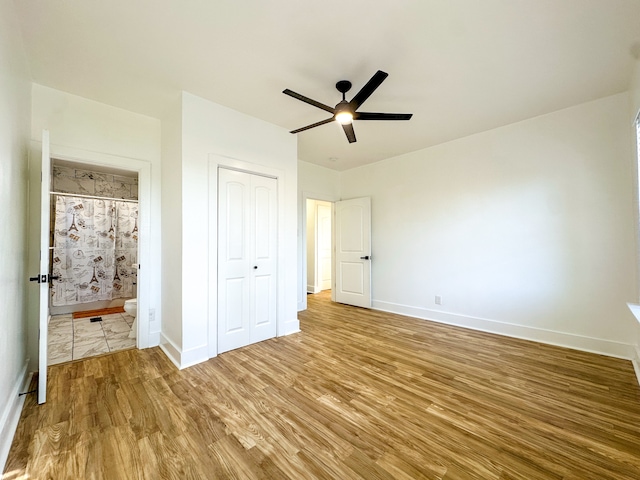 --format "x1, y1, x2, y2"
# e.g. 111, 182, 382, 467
284, 70, 412, 143
335, 111, 353, 125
